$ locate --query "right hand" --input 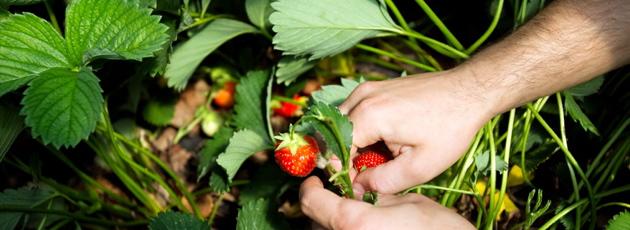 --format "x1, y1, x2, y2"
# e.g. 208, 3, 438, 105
339, 67, 498, 195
